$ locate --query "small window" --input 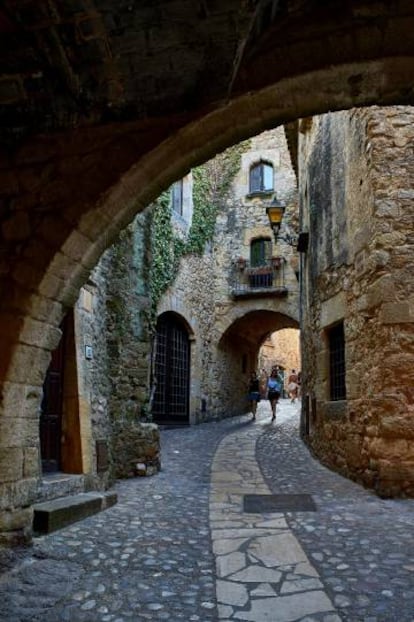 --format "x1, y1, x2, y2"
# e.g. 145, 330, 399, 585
250, 237, 271, 267
249, 162, 274, 194
328, 322, 346, 401
171, 180, 183, 216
